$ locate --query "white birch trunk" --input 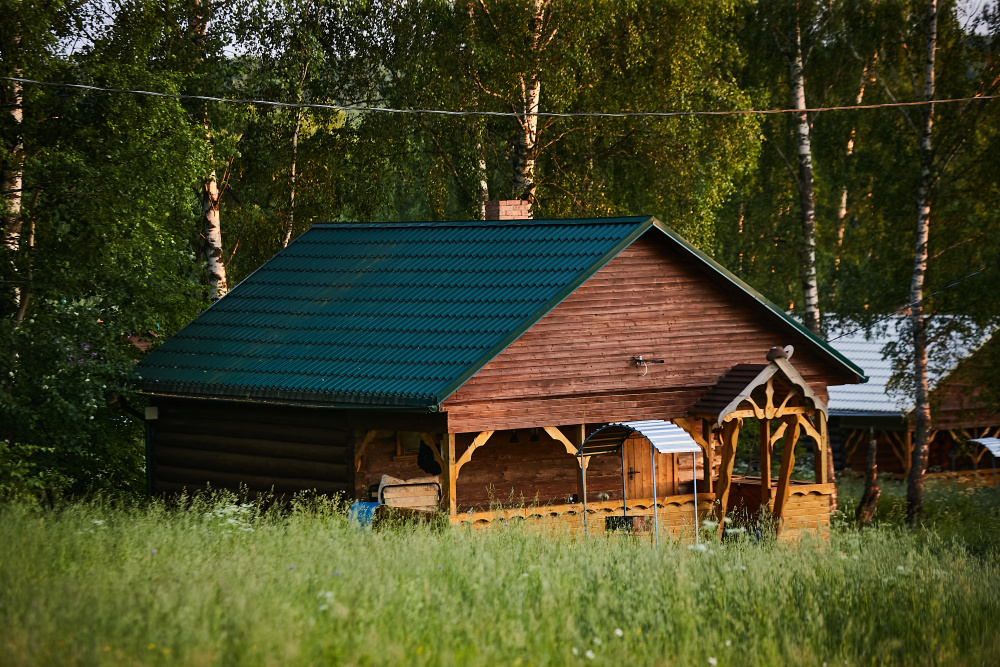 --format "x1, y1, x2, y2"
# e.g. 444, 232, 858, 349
511, 0, 548, 217
835, 63, 869, 271
906, 0, 937, 527
4, 72, 24, 315
192, 0, 228, 301
788, 22, 821, 335
201, 145, 228, 301
282, 107, 303, 249
281, 60, 310, 249
467, 1, 489, 219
